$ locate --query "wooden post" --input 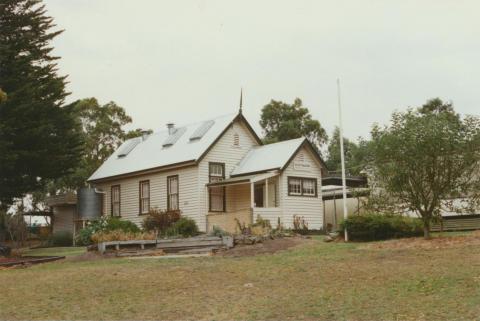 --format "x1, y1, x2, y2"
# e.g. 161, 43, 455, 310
333, 191, 337, 229
250, 182, 254, 208
322, 199, 326, 230
73, 221, 76, 247
205, 187, 209, 232
265, 178, 269, 208
250, 182, 255, 221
